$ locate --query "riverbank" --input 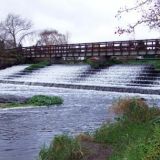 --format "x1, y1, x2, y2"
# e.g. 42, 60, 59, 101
125, 59, 160, 70
0, 95, 63, 109
85, 58, 160, 70
39, 98, 160, 160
